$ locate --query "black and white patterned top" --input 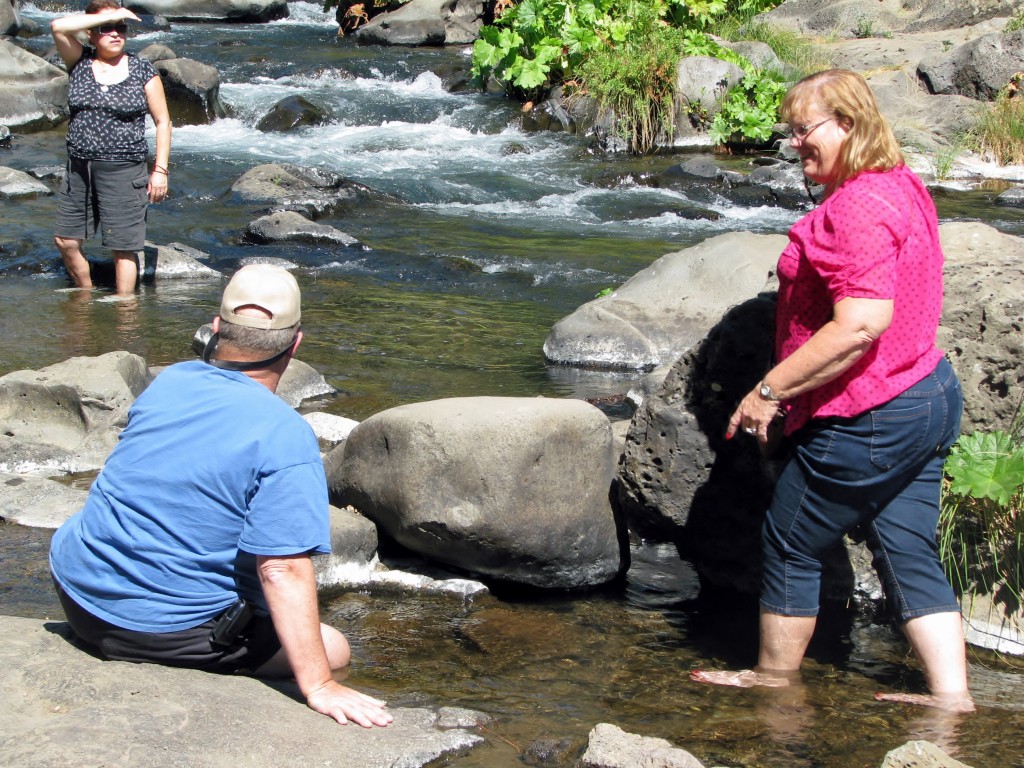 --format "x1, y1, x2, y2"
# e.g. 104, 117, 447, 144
66, 49, 159, 163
